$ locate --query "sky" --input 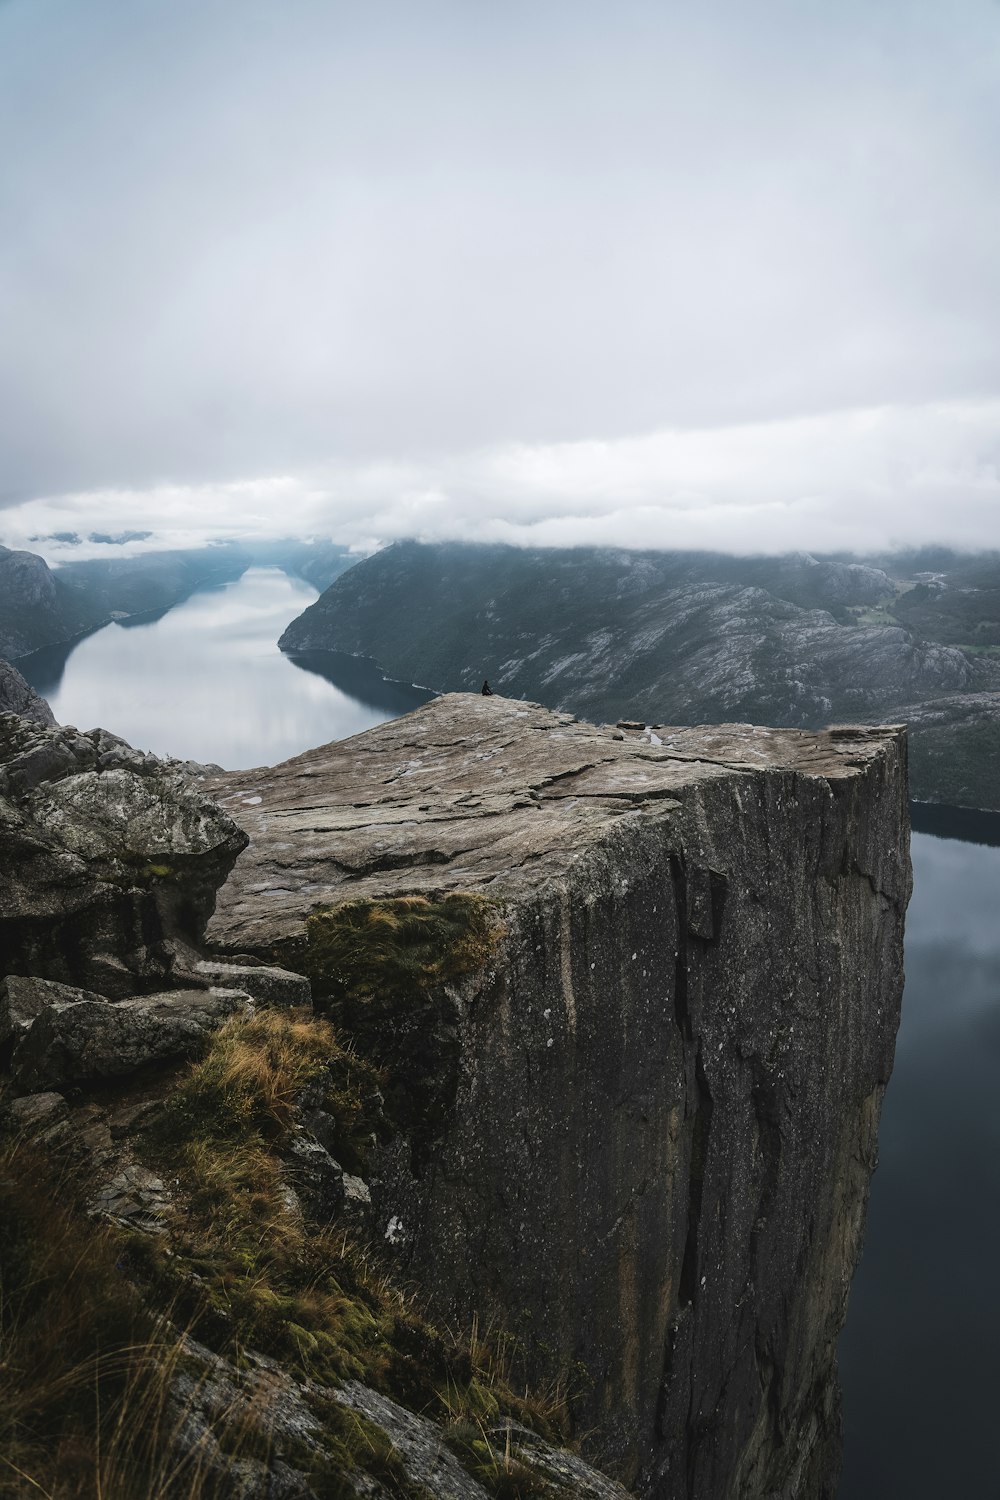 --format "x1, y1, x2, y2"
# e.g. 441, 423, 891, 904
2, 0, 1000, 559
